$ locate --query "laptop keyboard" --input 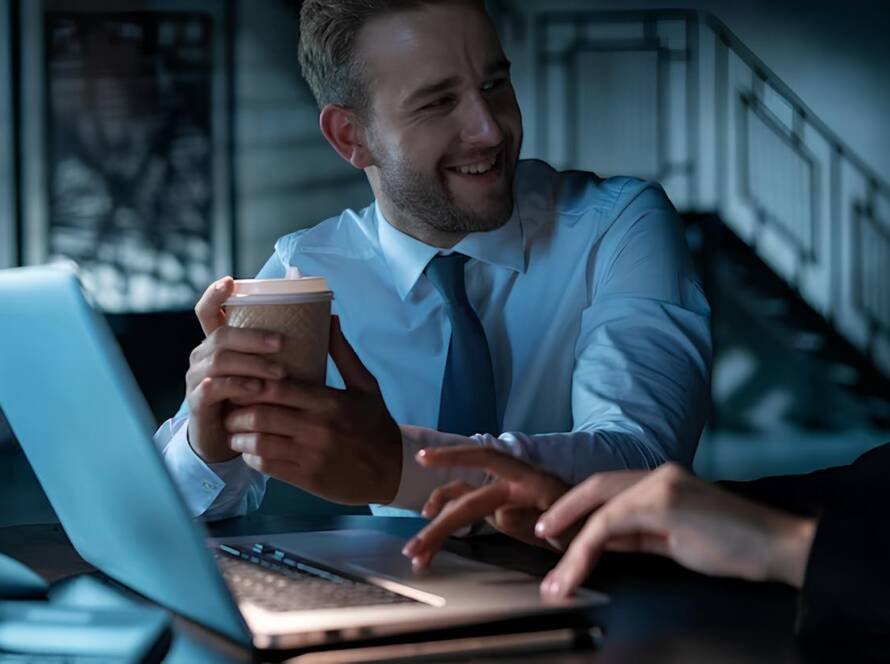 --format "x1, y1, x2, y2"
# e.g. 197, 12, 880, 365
215, 542, 421, 613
